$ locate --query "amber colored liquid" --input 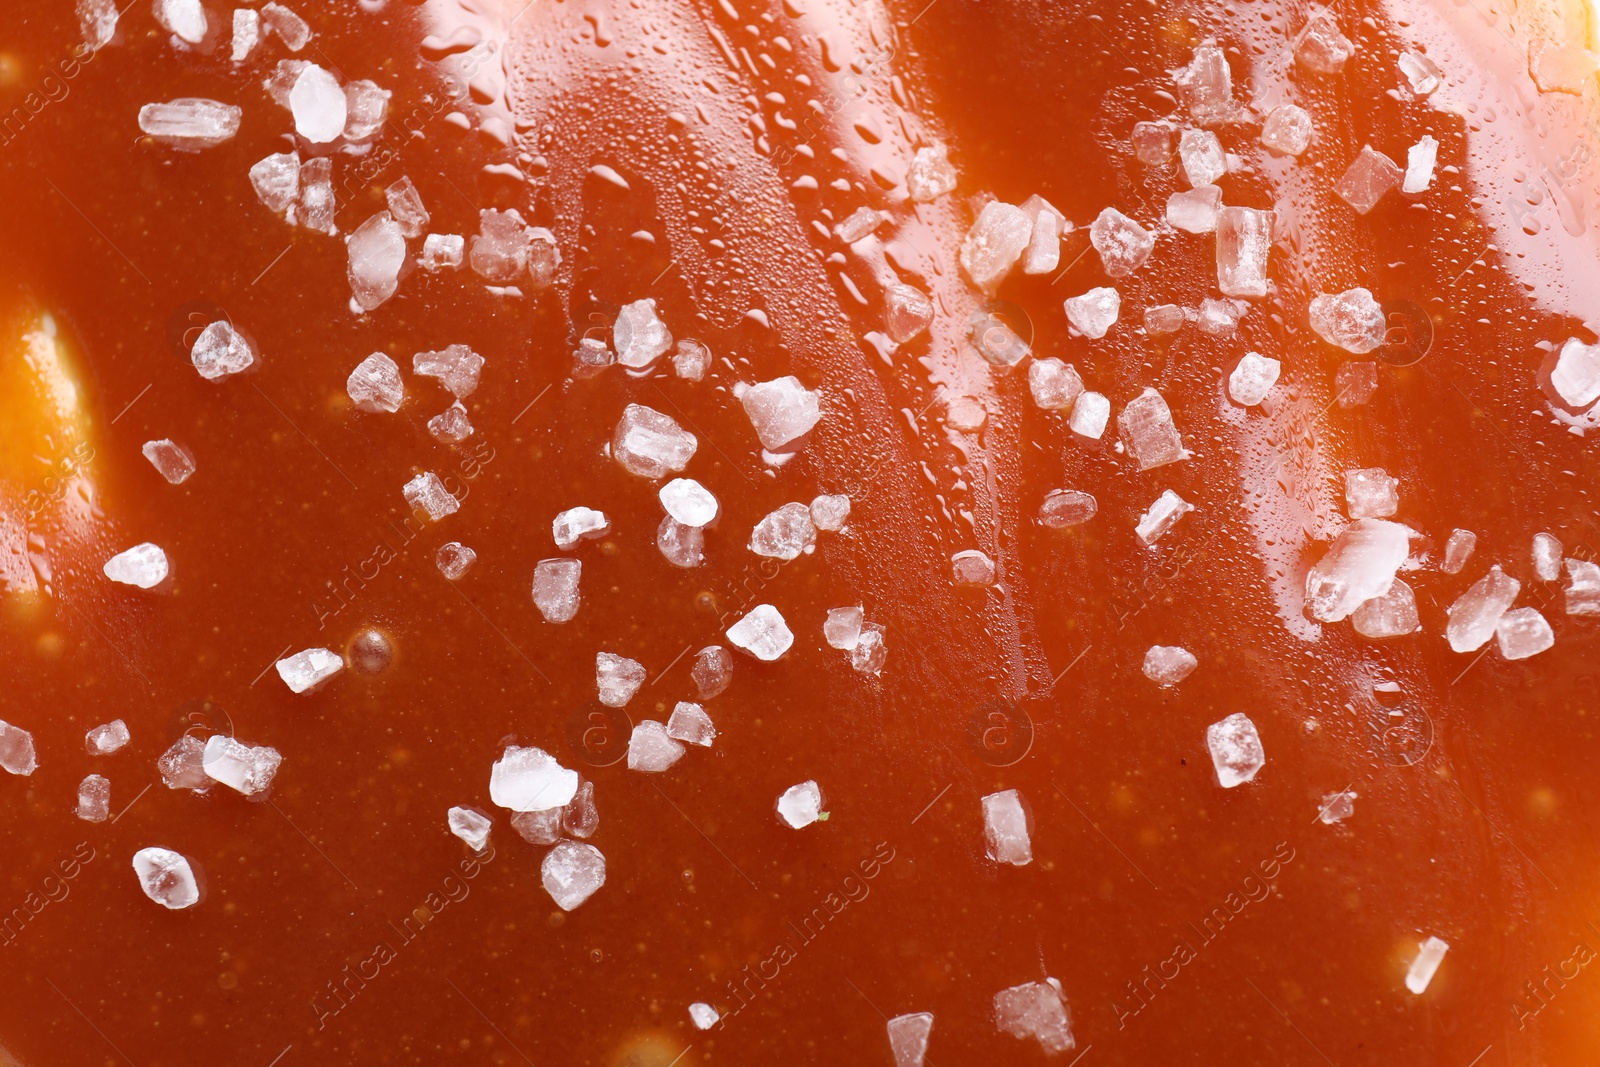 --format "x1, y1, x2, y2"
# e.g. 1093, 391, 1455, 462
3, 0, 1600, 1064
